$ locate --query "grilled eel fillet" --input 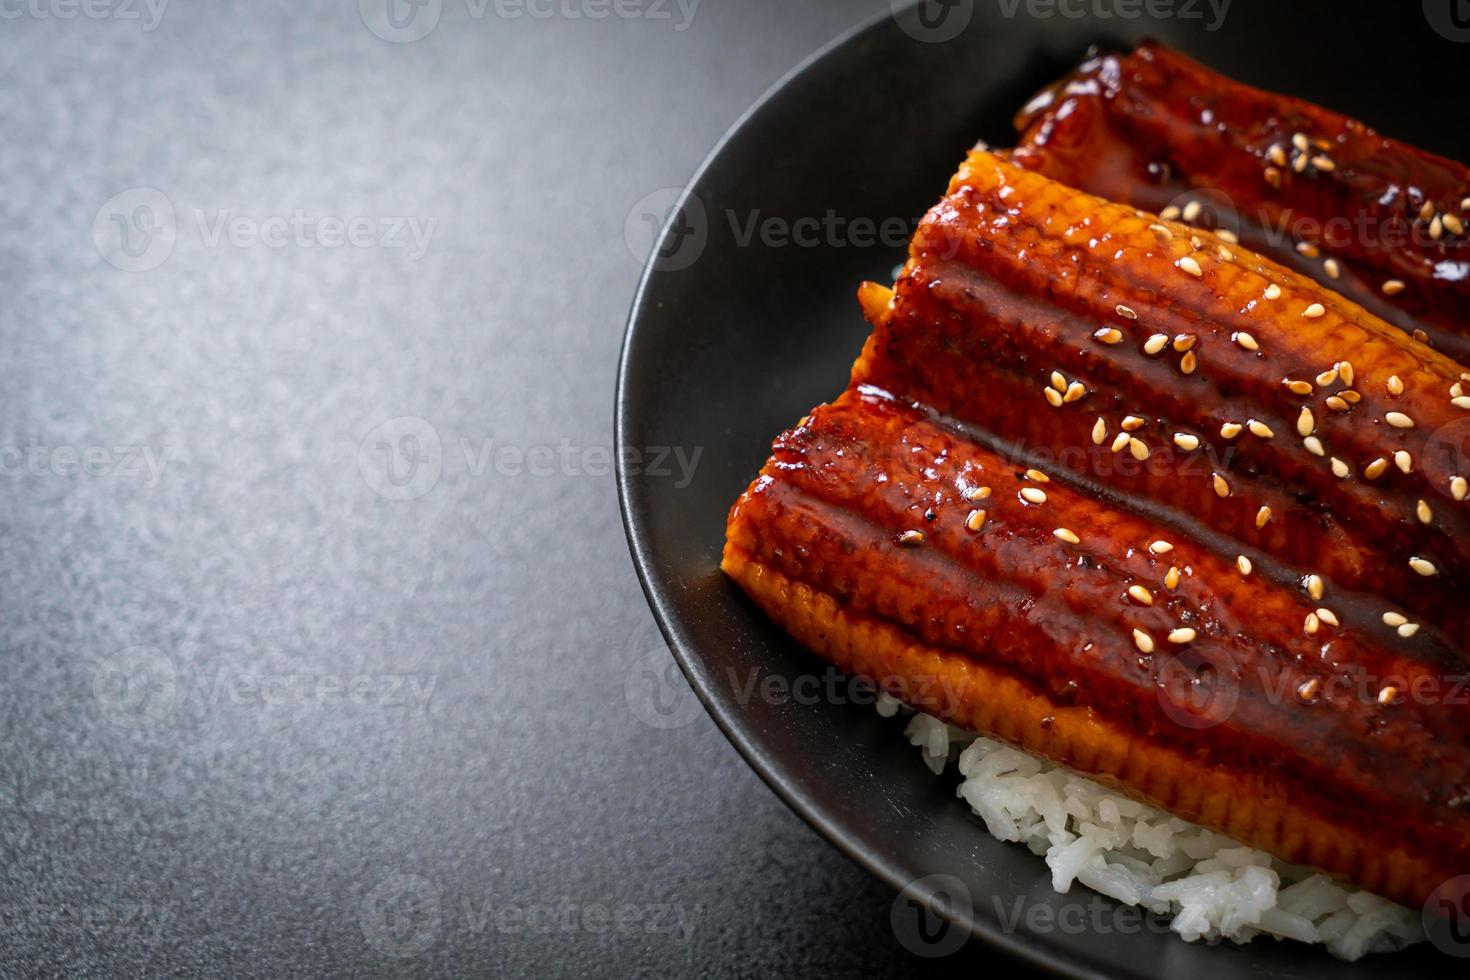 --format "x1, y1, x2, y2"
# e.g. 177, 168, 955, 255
723, 149, 1470, 909
1010, 40, 1470, 364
